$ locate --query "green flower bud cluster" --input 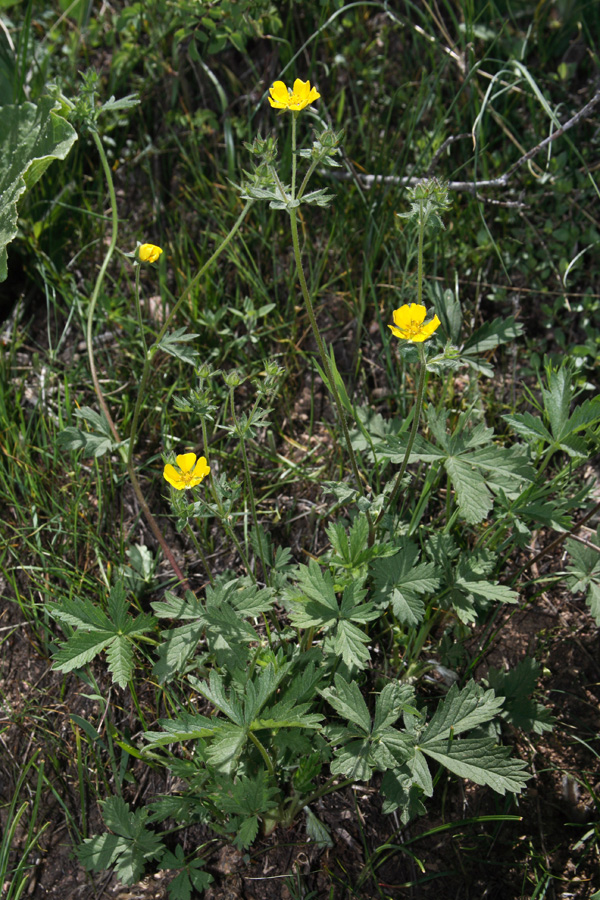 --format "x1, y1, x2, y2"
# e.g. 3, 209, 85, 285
397, 177, 452, 230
